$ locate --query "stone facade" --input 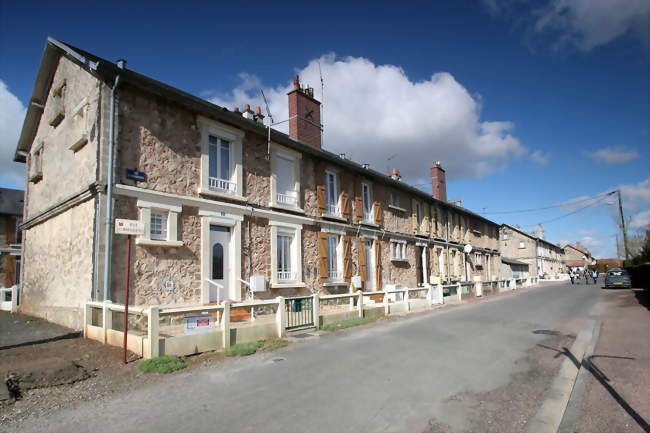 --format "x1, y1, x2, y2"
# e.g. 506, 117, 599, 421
16, 39, 503, 328
499, 225, 538, 277
20, 199, 95, 329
